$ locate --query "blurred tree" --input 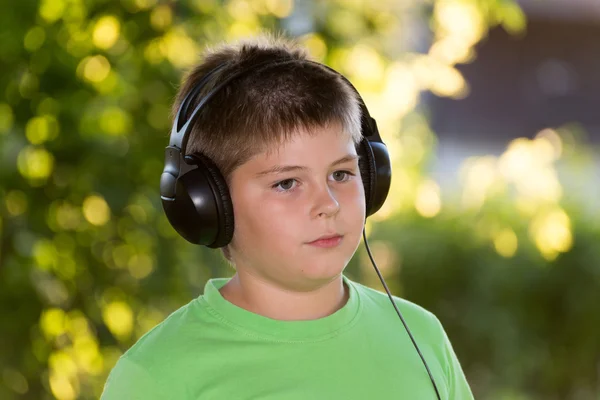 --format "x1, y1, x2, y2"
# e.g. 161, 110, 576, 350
0, 0, 598, 399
